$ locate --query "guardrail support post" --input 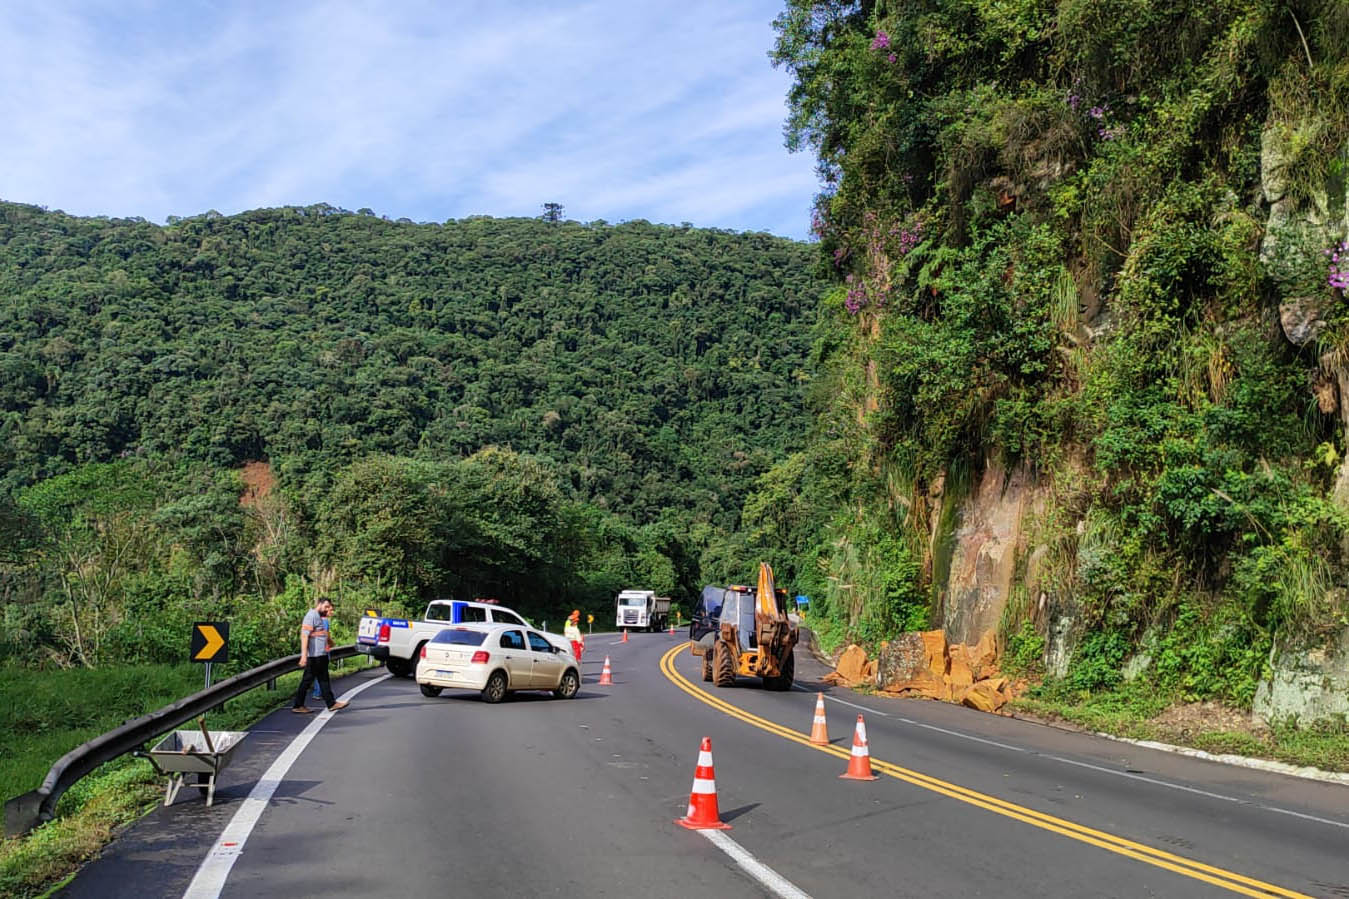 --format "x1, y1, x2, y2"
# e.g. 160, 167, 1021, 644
4, 791, 42, 838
